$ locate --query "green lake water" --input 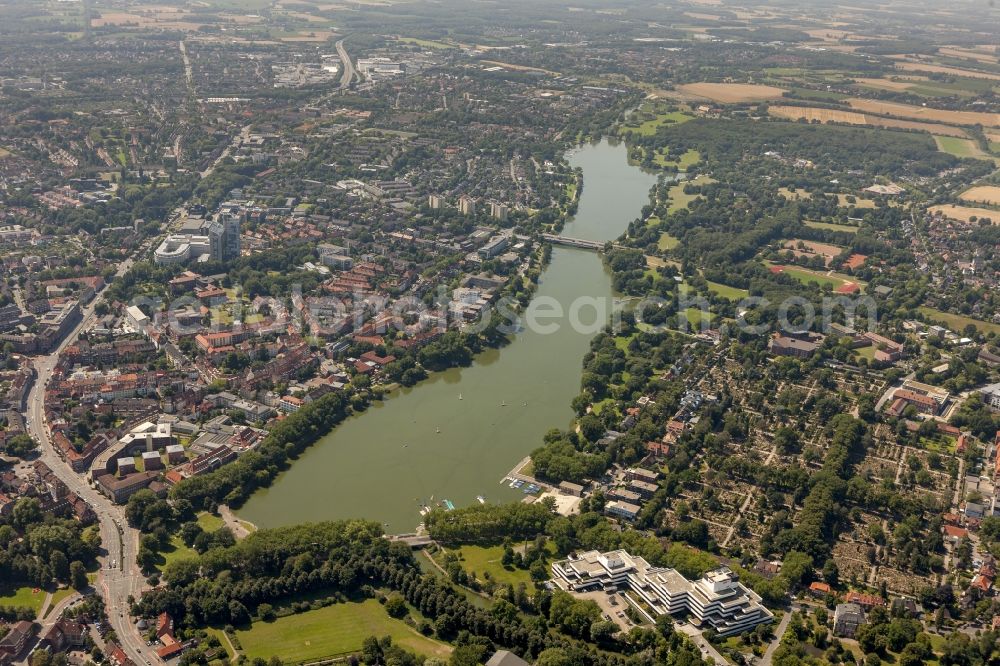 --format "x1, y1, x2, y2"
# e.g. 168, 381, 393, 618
239, 138, 659, 533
